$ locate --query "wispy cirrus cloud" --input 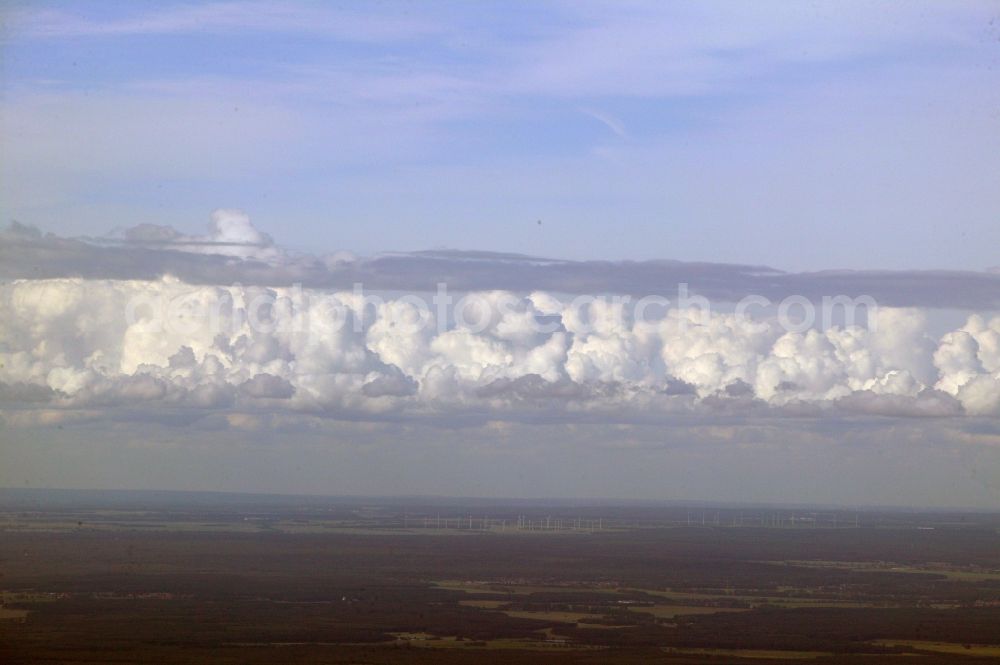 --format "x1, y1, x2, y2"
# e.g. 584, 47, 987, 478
4, 2, 998, 271
8, 2, 440, 41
